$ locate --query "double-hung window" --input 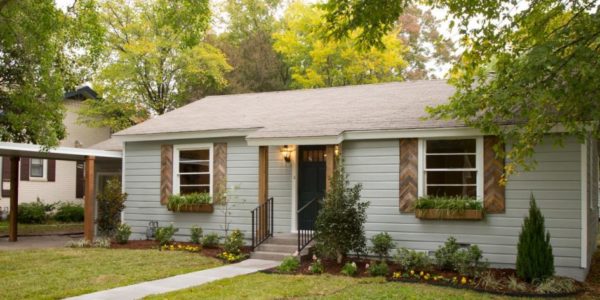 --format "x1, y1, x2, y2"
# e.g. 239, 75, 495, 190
174, 144, 212, 196
30, 158, 46, 180
420, 138, 483, 198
